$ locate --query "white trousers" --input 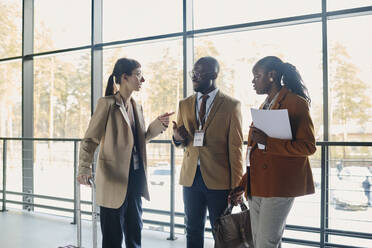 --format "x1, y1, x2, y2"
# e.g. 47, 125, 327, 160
248, 196, 295, 248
